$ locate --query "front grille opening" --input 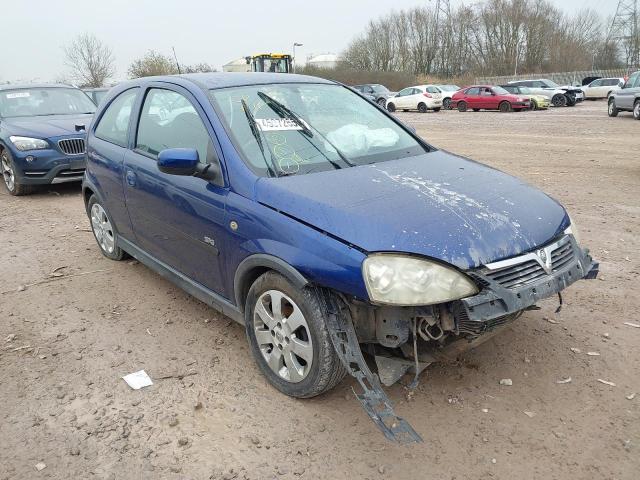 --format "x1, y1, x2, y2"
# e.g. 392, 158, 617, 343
58, 138, 86, 155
